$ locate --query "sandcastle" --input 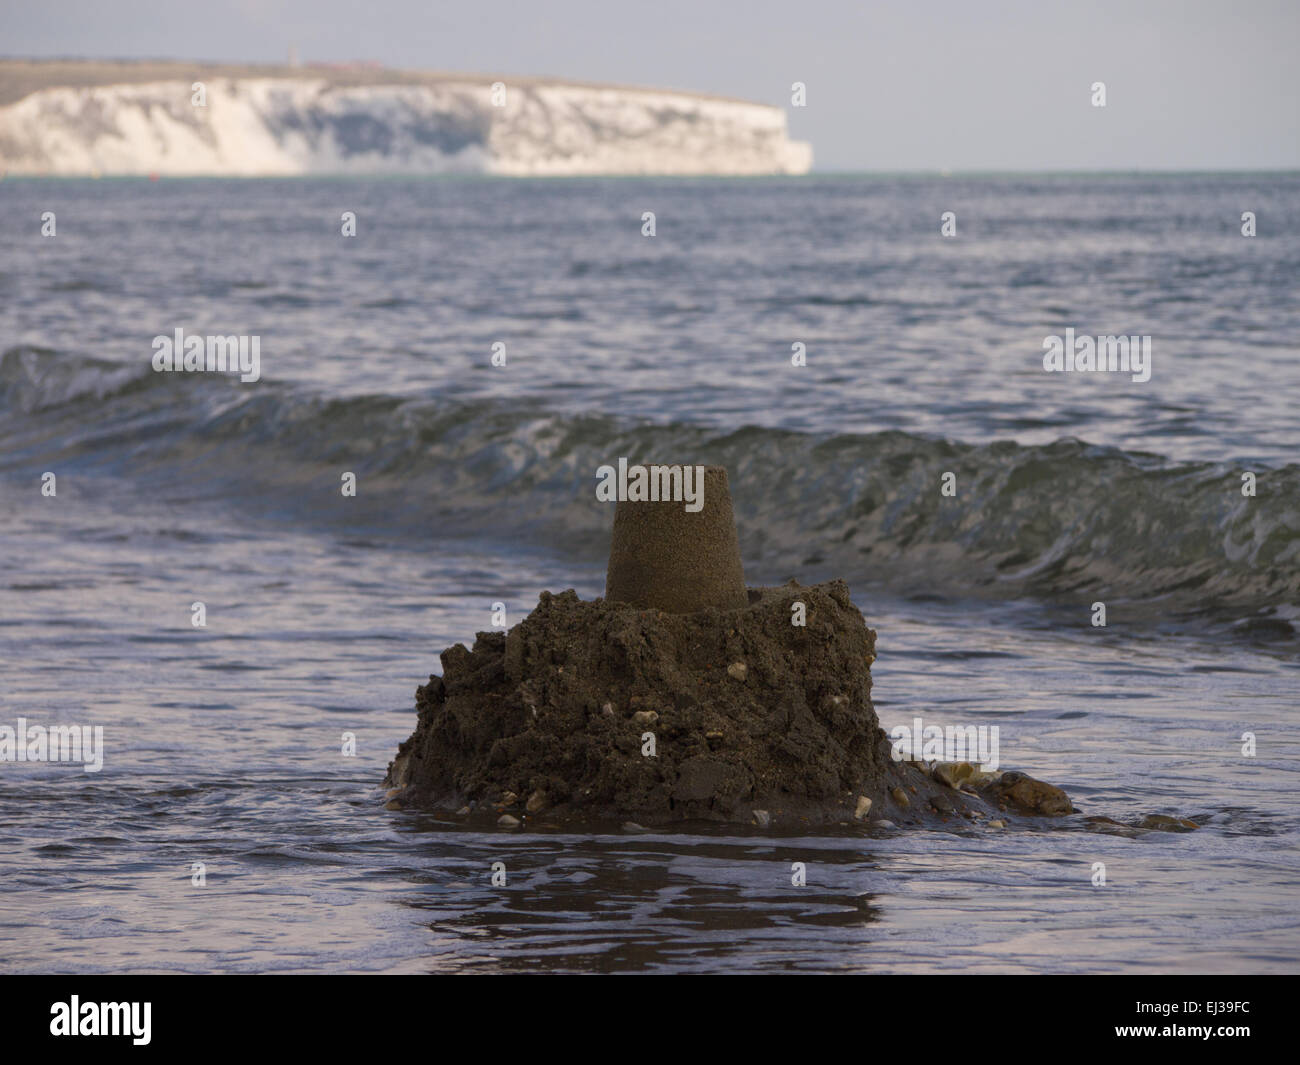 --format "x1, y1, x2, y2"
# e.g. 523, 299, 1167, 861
384, 466, 1076, 828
